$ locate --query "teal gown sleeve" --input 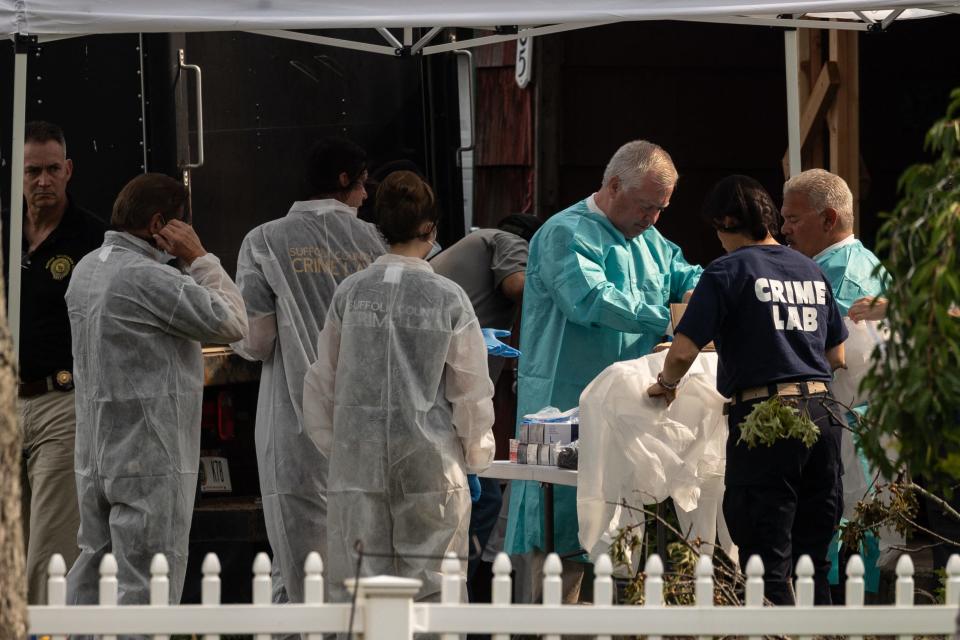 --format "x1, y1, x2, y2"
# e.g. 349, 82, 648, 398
538, 221, 671, 335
